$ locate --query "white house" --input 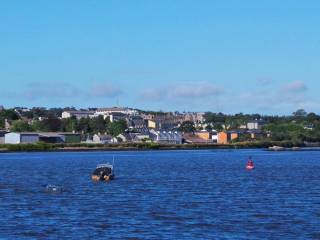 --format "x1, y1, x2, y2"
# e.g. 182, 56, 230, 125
211, 130, 218, 143
93, 134, 117, 144
5, 132, 39, 144
247, 120, 266, 130
149, 129, 182, 144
